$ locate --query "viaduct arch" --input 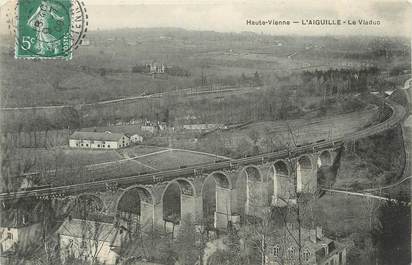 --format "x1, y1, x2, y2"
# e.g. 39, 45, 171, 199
269, 159, 294, 206
161, 178, 196, 226
67, 193, 106, 219
201, 171, 232, 230
318, 150, 333, 167
296, 155, 315, 193
116, 185, 154, 232
235, 166, 263, 222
